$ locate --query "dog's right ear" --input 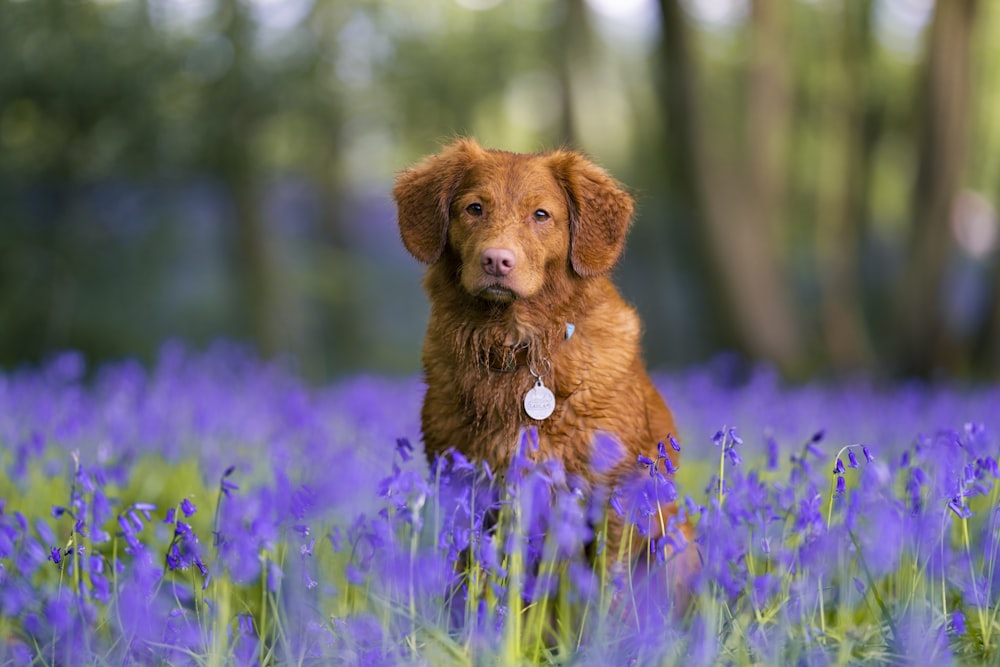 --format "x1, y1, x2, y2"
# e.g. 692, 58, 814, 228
393, 138, 483, 265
